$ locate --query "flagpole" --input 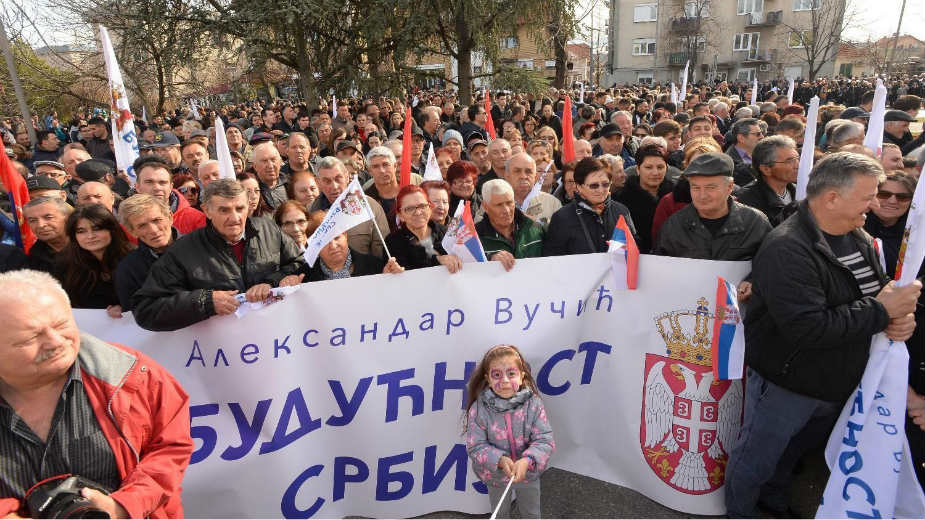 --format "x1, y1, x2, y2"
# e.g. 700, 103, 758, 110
368, 213, 393, 260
